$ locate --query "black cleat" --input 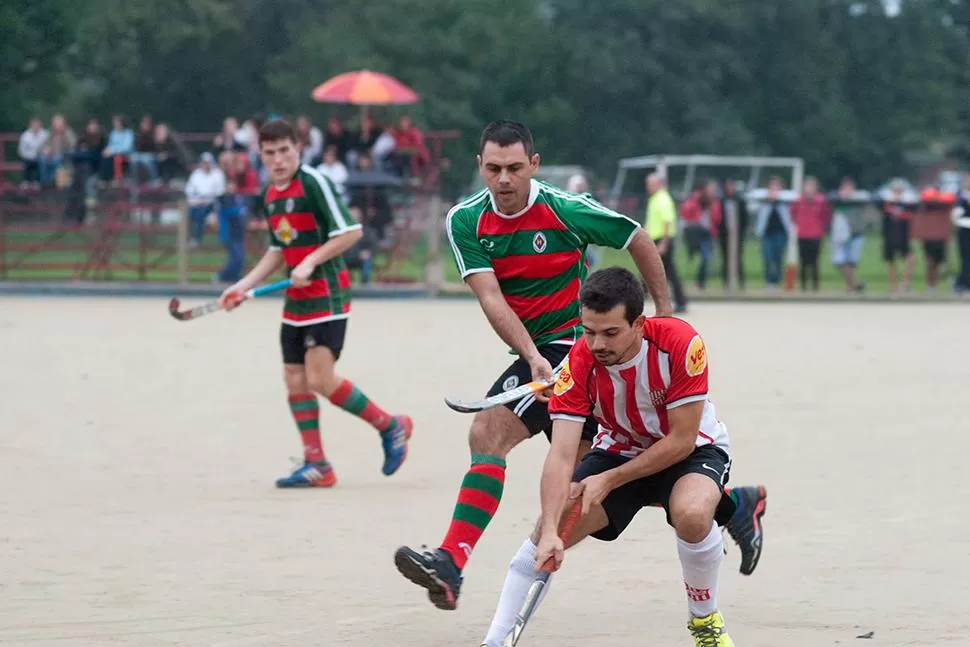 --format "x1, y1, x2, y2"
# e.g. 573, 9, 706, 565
394, 546, 463, 610
724, 485, 767, 575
